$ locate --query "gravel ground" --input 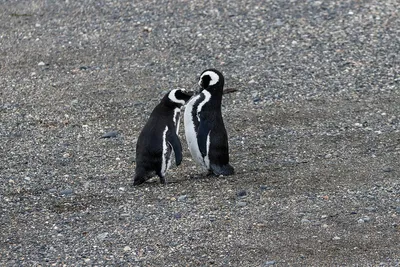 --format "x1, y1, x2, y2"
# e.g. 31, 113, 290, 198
1, 0, 399, 266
